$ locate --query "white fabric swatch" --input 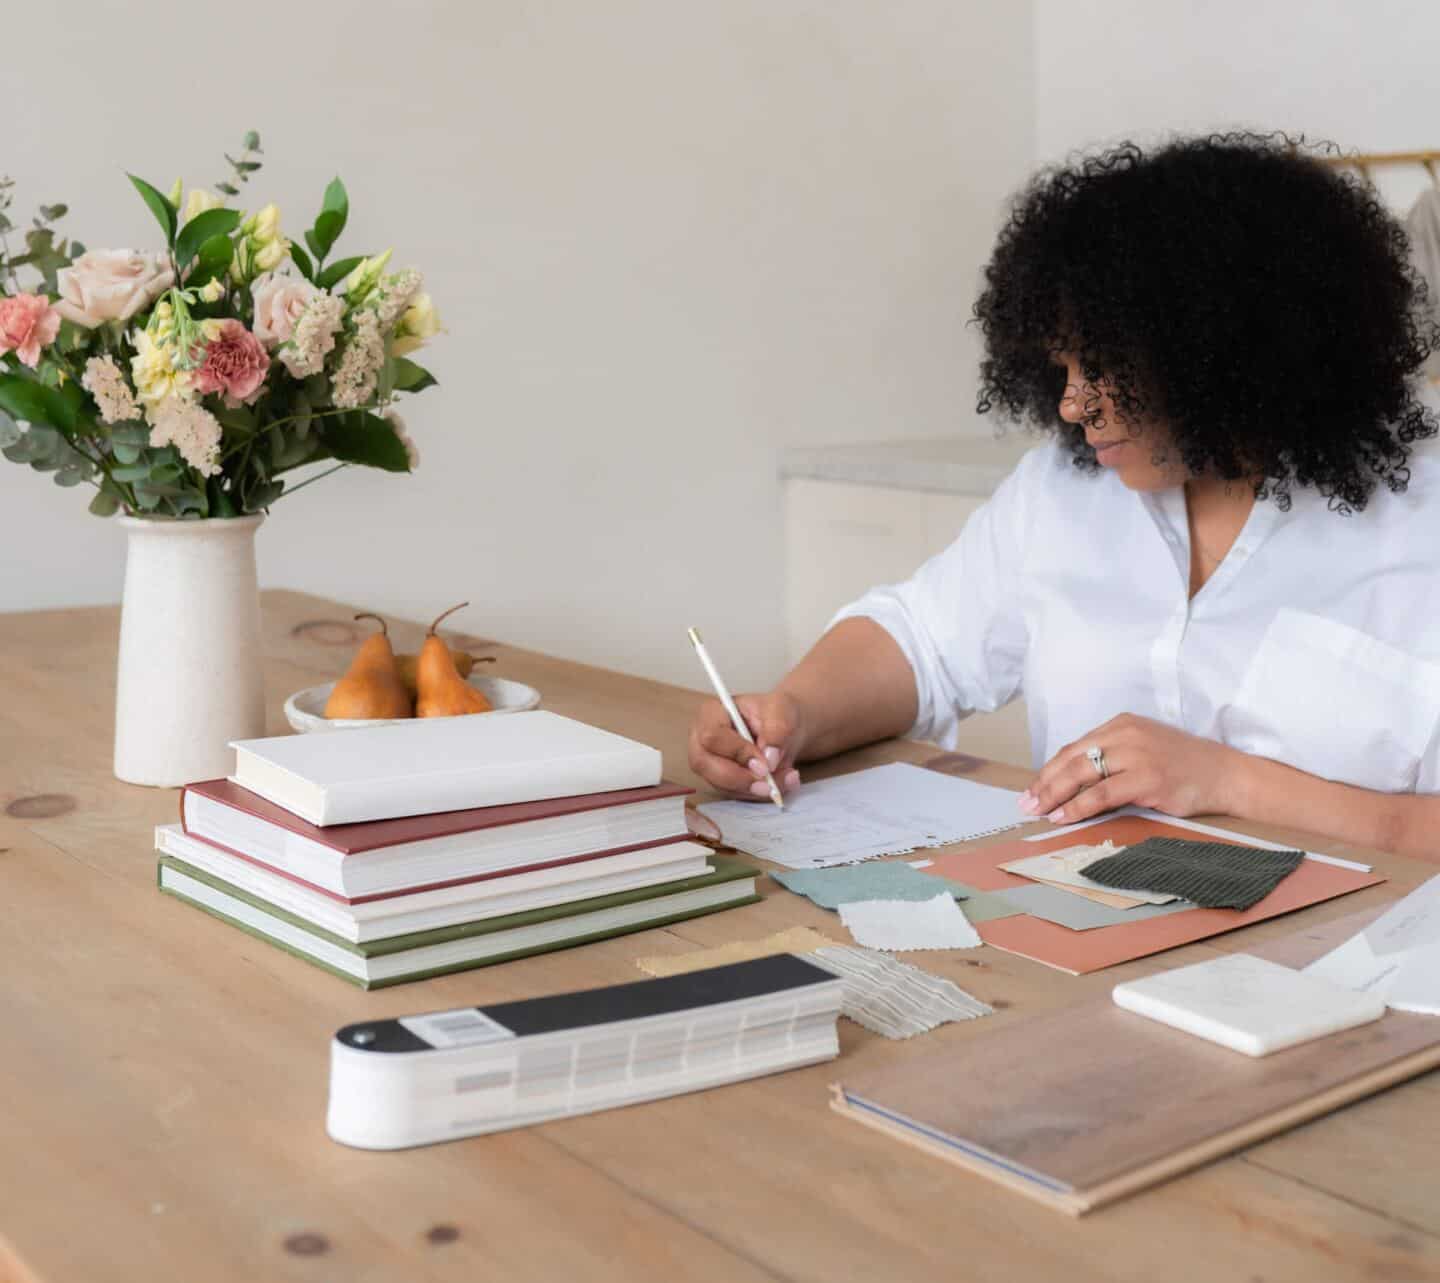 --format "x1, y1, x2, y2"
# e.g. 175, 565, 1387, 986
810, 945, 992, 1037
838, 893, 983, 951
